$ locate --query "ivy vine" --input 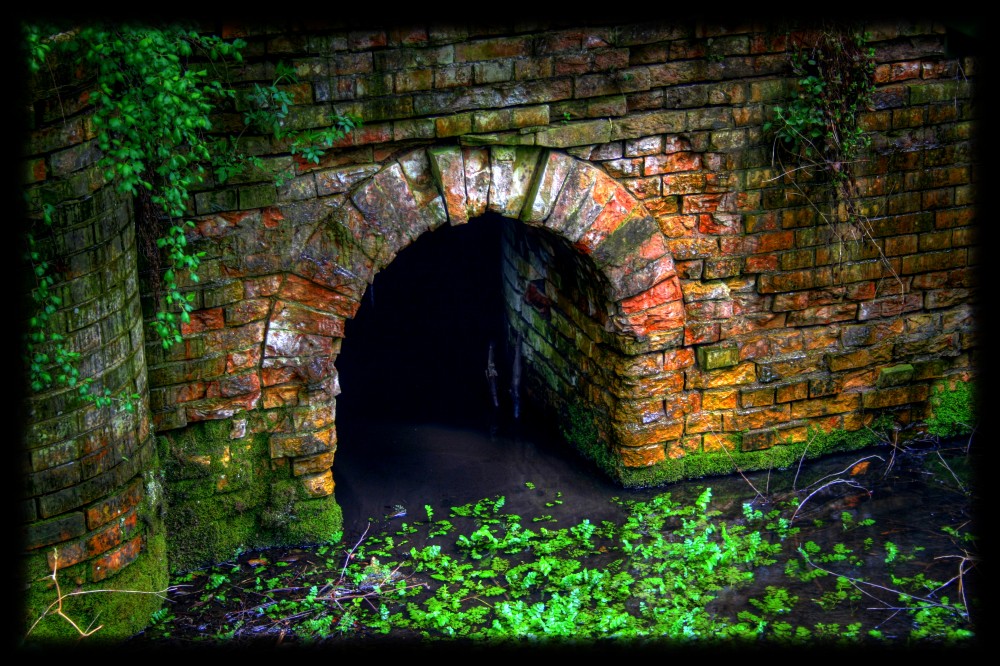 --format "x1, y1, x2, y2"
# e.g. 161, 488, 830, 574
22, 22, 360, 409
764, 26, 876, 180
763, 25, 882, 282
